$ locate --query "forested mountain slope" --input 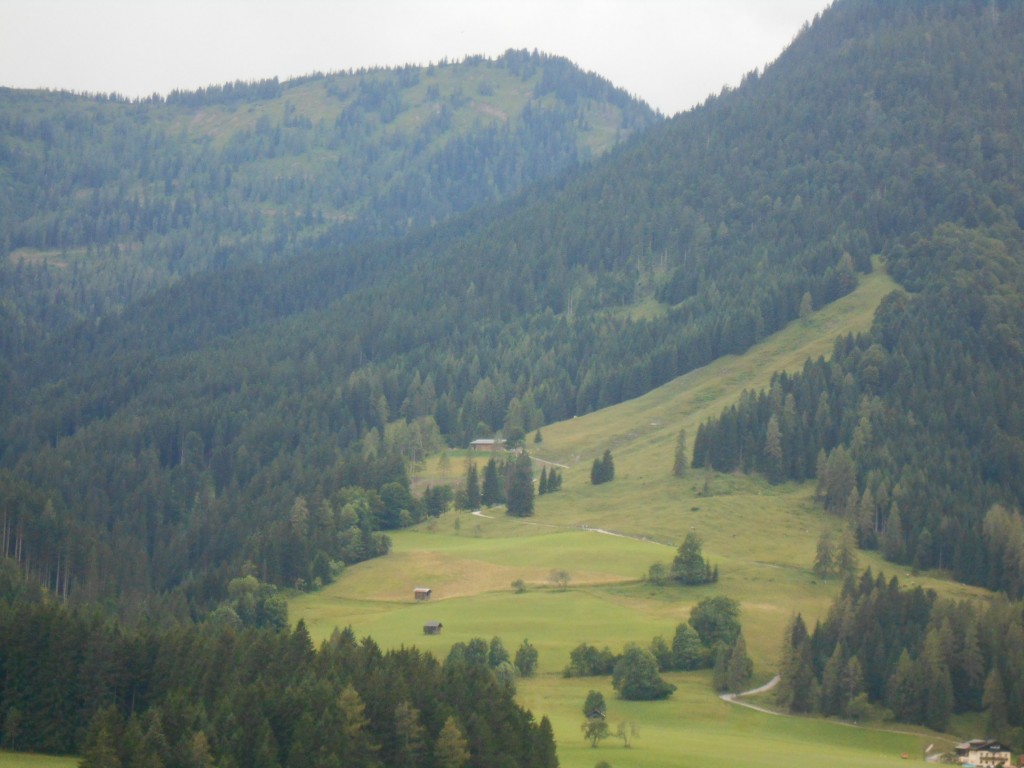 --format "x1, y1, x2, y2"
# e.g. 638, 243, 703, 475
0, 50, 656, 352
690, 0, 1024, 600
3, 0, 1023, 612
